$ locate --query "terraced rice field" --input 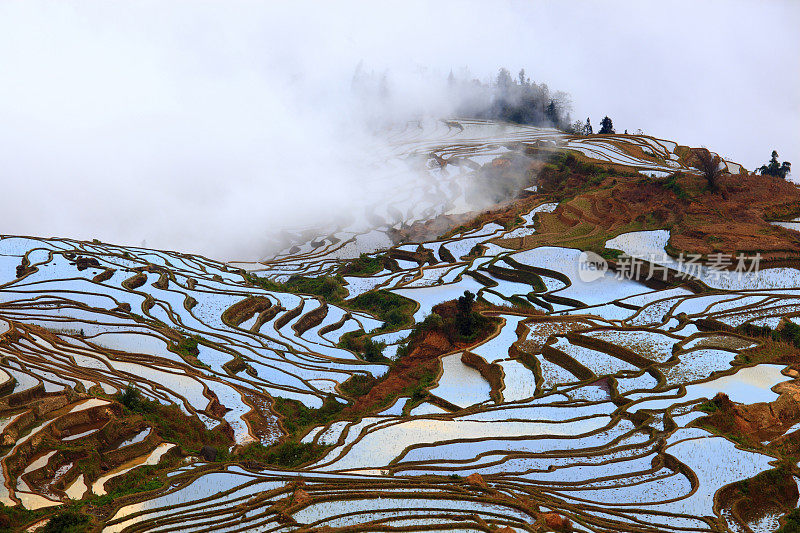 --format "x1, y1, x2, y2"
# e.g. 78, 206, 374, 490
2, 119, 799, 532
